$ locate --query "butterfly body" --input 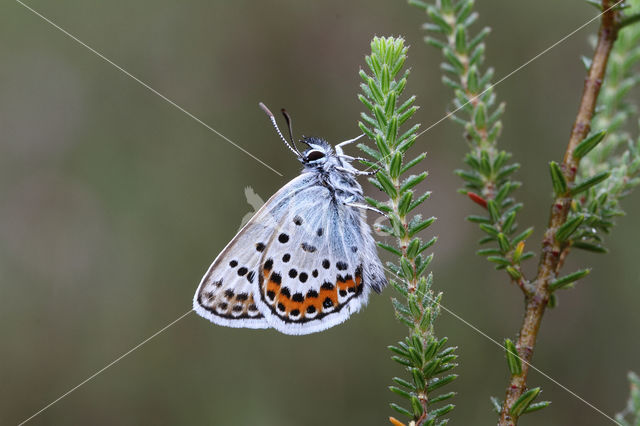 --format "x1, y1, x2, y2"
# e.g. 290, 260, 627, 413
193, 107, 387, 335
